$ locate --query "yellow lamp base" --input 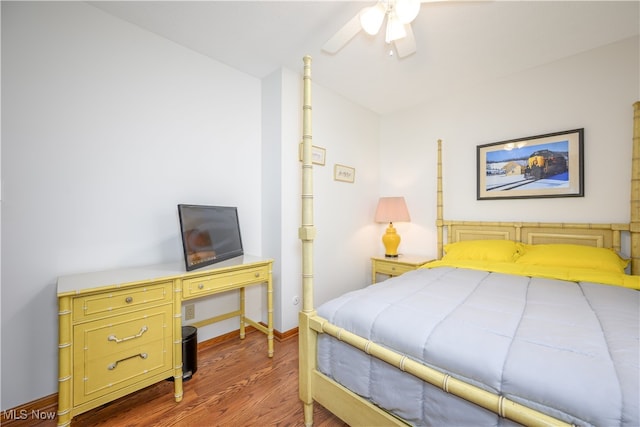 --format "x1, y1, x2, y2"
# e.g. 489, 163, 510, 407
382, 222, 401, 257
